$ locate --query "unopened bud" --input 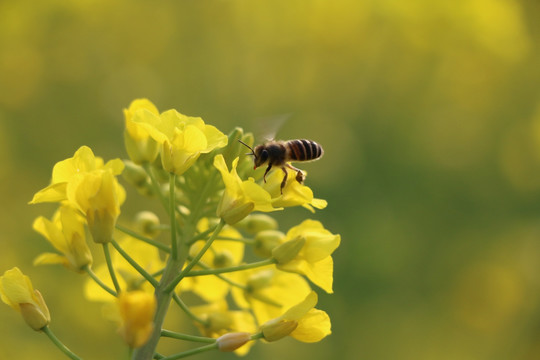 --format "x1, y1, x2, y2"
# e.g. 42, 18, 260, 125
134, 211, 161, 238
216, 332, 251, 352
236, 214, 278, 234
272, 237, 306, 264
218, 201, 255, 225
213, 250, 235, 268
261, 319, 298, 342
20, 290, 50, 331
122, 160, 149, 188
254, 230, 285, 258
207, 312, 233, 333
246, 270, 273, 292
